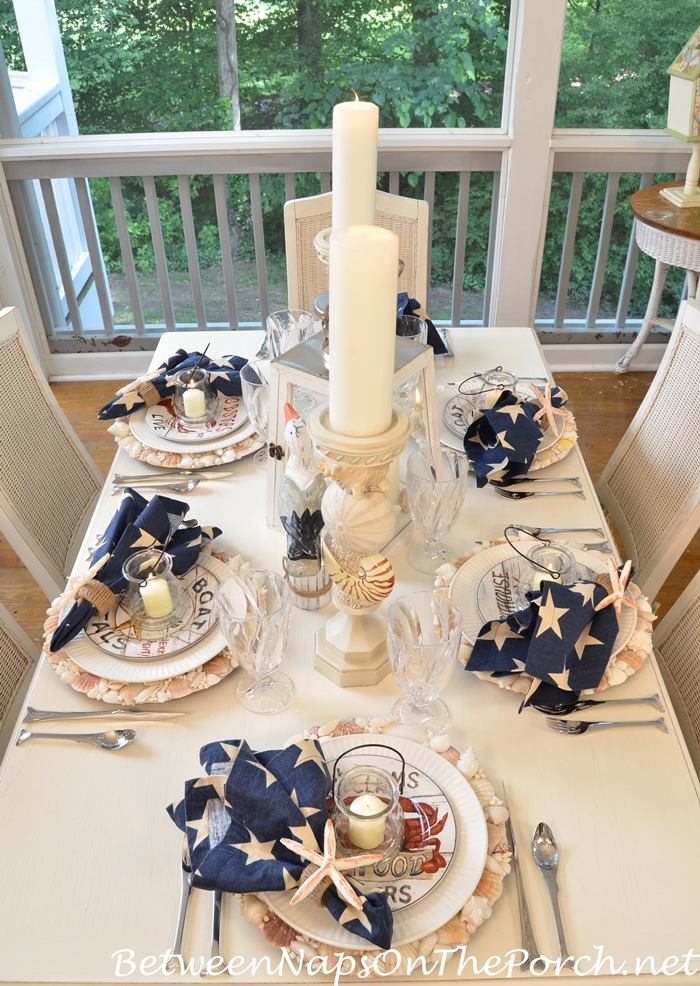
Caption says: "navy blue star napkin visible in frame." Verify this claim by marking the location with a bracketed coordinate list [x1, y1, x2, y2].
[466, 580, 619, 705]
[463, 391, 542, 487]
[397, 292, 448, 355]
[167, 737, 393, 949]
[98, 350, 248, 420]
[50, 488, 221, 652]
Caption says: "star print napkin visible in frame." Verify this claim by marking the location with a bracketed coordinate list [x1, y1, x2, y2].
[97, 350, 248, 420]
[167, 737, 393, 949]
[49, 488, 221, 652]
[397, 293, 448, 355]
[466, 580, 619, 706]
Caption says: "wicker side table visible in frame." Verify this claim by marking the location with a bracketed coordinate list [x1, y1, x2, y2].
[617, 180, 700, 373]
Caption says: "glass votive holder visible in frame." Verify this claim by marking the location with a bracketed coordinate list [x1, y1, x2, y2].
[460, 366, 519, 410]
[519, 543, 576, 608]
[172, 367, 217, 425]
[332, 763, 404, 866]
[121, 548, 188, 632]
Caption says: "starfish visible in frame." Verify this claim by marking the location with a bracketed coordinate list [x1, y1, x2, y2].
[594, 558, 636, 621]
[280, 819, 382, 911]
[529, 383, 568, 435]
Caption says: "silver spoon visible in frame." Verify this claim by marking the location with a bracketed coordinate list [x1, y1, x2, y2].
[494, 487, 585, 500]
[531, 823, 572, 967]
[167, 836, 193, 972]
[16, 728, 136, 750]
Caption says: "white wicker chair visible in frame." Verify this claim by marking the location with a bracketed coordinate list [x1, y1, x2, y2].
[596, 299, 700, 601]
[283, 190, 429, 314]
[654, 569, 700, 774]
[0, 600, 39, 763]
[0, 307, 103, 600]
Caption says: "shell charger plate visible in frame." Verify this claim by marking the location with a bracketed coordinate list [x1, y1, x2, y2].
[261, 734, 487, 949]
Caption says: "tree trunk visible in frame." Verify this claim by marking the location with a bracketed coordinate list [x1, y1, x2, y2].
[216, 0, 241, 130]
[297, 0, 323, 82]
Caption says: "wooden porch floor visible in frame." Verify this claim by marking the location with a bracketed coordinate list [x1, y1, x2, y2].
[2, 372, 698, 645]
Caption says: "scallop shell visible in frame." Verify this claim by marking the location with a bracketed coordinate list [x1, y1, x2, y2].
[475, 867, 503, 903]
[330, 720, 366, 737]
[434, 914, 469, 946]
[73, 672, 100, 693]
[322, 543, 395, 604]
[469, 776, 496, 806]
[161, 453, 182, 467]
[487, 822, 507, 853]
[615, 648, 644, 671]
[261, 913, 295, 948]
[44, 614, 59, 633]
[118, 681, 144, 705]
[168, 677, 193, 699]
[484, 804, 509, 826]
[202, 655, 233, 677]
[322, 487, 396, 555]
[440, 747, 461, 766]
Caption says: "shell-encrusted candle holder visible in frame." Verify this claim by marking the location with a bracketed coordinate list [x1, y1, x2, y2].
[306, 402, 412, 687]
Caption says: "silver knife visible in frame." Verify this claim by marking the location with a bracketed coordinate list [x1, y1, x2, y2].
[23, 706, 186, 723]
[114, 470, 233, 483]
[503, 785, 542, 973]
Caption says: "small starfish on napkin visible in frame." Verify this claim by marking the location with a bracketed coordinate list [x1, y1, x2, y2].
[529, 382, 568, 434]
[594, 558, 636, 621]
[281, 819, 383, 910]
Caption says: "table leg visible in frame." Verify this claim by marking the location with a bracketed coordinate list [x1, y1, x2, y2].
[615, 259, 669, 374]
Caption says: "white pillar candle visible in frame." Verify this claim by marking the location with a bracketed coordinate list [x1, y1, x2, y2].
[140, 574, 174, 619]
[332, 98, 378, 232]
[183, 386, 206, 419]
[348, 794, 386, 849]
[328, 225, 399, 438]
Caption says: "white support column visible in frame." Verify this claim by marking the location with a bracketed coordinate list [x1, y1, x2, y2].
[12, 0, 78, 135]
[487, 0, 567, 327]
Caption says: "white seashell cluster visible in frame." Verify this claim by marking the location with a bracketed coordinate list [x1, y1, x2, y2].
[108, 417, 264, 470]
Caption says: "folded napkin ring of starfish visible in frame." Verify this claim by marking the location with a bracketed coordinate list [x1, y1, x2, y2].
[281, 819, 382, 909]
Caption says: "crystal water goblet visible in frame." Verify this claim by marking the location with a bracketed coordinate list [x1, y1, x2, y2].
[386, 591, 463, 735]
[267, 308, 317, 412]
[395, 315, 428, 410]
[214, 570, 293, 714]
[240, 359, 270, 468]
[406, 448, 468, 574]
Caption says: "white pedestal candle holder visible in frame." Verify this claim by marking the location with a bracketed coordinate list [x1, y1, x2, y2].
[306, 402, 411, 687]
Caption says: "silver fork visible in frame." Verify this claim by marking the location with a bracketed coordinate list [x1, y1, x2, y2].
[513, 524, 606, 538]
[493, 476, 582, 488]
[111, 479, 199, 496]
[494, 487, 585, 500]
[546, 717, 668, 735]
[533, 694, 663, 717]
[166, 837, 193, 971]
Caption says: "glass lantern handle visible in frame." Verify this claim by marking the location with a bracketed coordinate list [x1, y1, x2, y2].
[331, 743, 406, 795]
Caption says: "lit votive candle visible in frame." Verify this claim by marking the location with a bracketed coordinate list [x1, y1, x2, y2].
[531, 564, 556, 593]
[183, 385, 206, 419]
[348, 794, 387, 849]
[140, 573, 174, 619]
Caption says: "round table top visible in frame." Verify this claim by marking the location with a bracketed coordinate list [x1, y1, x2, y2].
[630, 180, 700, 241]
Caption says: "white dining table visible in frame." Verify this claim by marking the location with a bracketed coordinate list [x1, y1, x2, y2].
[0, 326, 698, 985]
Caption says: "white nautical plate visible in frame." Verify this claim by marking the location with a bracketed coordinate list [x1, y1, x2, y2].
[449, 542, 636, 657]
[440, 385, 565, 452]
[261, 734, 487, 950]
[144, 395, 247, 443]
[62, 554, 230, 682]
[129, 406, 257, 454]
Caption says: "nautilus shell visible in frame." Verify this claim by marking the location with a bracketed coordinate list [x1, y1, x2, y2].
[322, 486, 395, 554]
[322, 541, 395, 604]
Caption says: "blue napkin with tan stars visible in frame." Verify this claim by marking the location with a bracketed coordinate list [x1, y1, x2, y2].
[463, 387, 568, 487]
[466, 580, 619, 708]
[167, 737, 393, 949]
[97, 350, 248, 420]
[50, 489, 221, 652]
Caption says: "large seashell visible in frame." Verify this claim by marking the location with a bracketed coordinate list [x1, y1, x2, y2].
[330, 719, 366, 737]
[474, 867, 503, 903]
[242, 895, 268, 927]
[382, 722, 431, 744]
[73, 672, 100, 693]
[434, 915, 469, 947]
[417, 932, 439, 957]
[440, 747, 461, 766]
[161, 453, 182, 467]
[457, 747, 479, 780]
[461, 895, 492, 933]
[261, 913, 296, 948]
[487, 822, 507, 853]
[202, 655, 233, 677]
[605, 665, 627, 687]
[615, 648, 644, 671]
[469, 776, 496, 806]
[429, 733, 451, 754]
[167, 677, 193, 699]
[322, 542, 394, 604]
[484, 804, 509, 826]
[322, 487, 396, 554]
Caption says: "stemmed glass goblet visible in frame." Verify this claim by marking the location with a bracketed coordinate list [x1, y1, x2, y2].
[240, 359, 270, 468]
[214, 570, 293, 715]
[267, 308, 317, 413]
[406, 448, 468, 574]
[386, 591, 463, 735]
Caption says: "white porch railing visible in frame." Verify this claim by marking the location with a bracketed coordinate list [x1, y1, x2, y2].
[0, 128, 692, 349]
